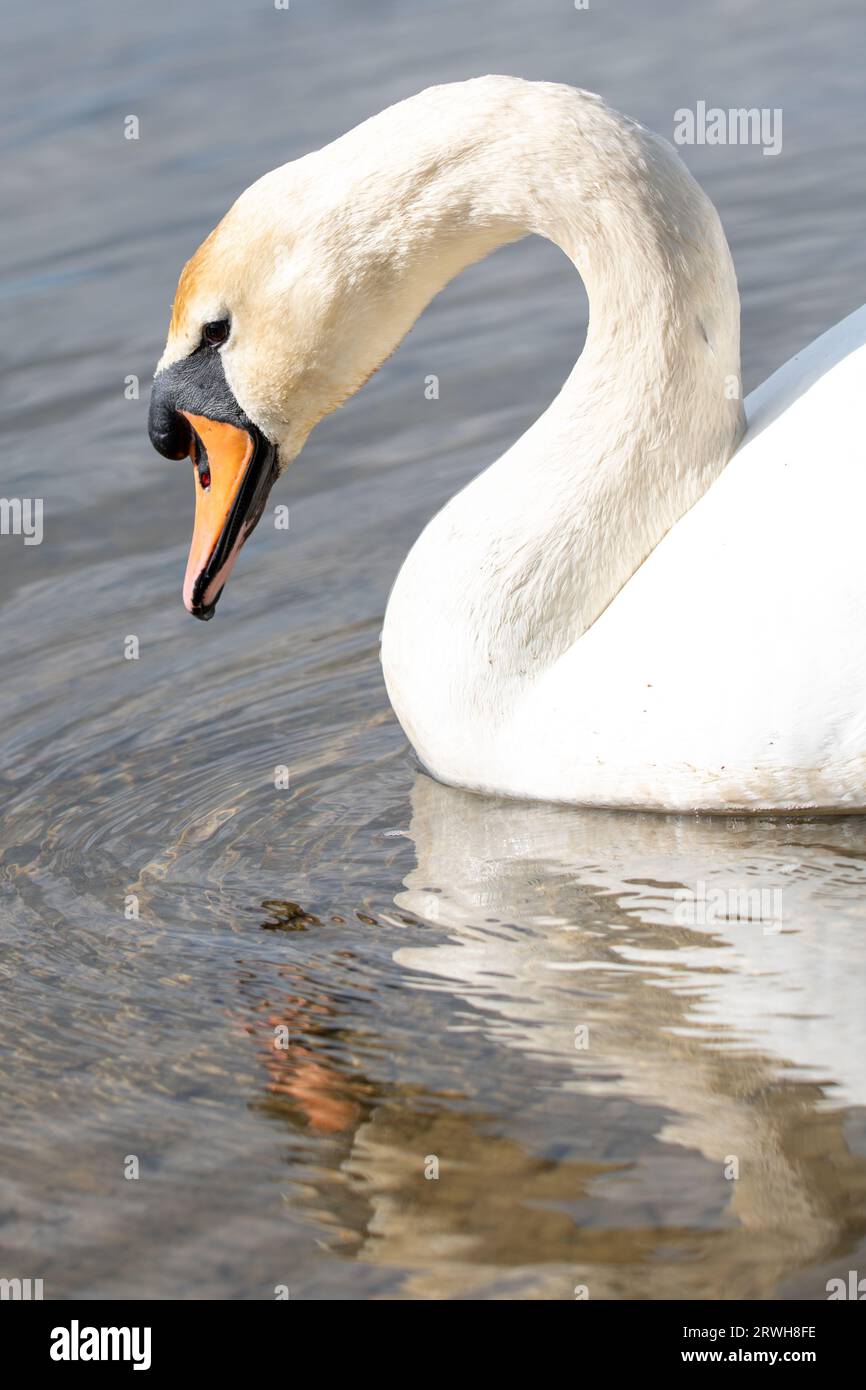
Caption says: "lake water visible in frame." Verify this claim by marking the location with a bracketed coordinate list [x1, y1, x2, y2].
[2, 0, 866, 1299]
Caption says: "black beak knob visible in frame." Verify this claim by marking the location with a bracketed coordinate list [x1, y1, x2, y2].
[148, 378, 192, 460]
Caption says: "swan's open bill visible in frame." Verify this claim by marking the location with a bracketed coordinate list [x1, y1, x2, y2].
[179, 414, 276, 619]
[148, 345, 279, 619]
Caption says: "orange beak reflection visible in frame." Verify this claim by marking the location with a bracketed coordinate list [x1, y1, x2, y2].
[180, 412, 278, 620]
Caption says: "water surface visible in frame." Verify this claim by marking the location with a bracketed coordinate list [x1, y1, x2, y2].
[2, 0, 866, 1299]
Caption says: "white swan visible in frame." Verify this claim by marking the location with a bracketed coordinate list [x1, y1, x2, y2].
[150, 76, 866, 814]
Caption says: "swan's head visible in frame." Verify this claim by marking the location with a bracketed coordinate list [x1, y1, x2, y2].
[148, 162, 412, 619]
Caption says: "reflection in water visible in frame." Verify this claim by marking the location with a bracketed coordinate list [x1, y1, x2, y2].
[241, 776, 866, 1299]
[242, 956, 373, 1135]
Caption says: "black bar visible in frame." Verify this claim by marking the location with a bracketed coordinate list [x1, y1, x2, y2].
[5, 1298, 863, 1374]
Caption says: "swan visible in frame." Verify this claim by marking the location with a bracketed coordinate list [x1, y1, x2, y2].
[148, 76, 866, 814]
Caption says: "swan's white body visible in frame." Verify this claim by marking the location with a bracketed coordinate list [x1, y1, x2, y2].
[385, 303, 866, 812]
[159, 77, 865, 813]
[371, 81, 866, 813]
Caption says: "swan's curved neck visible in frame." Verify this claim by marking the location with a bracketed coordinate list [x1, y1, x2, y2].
[326, 81, 744, 749]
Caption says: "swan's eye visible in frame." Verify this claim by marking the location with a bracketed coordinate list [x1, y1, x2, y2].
[201, 319, 230, 348]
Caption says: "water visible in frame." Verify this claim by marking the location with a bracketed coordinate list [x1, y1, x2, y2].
[2, 0, 866, 1299]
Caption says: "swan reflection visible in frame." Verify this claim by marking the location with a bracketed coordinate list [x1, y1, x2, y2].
[252, 775, 866, 1298]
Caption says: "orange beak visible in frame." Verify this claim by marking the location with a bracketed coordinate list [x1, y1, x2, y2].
[180, 412, 278, 620]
